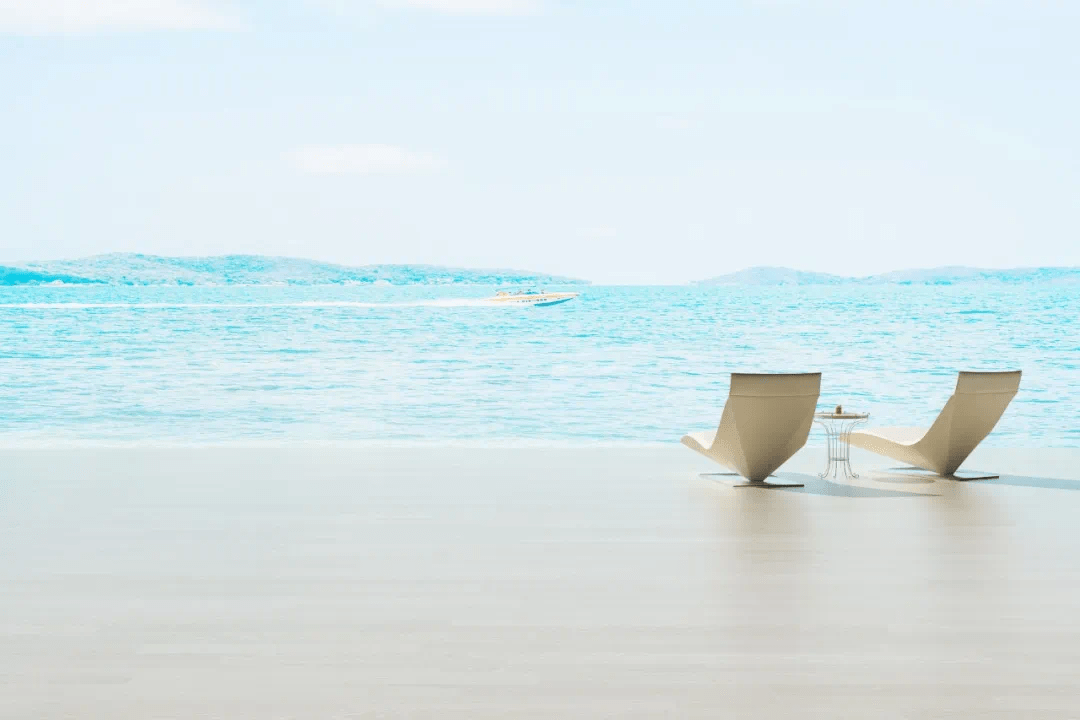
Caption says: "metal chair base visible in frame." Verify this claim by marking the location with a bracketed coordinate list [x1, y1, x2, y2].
[885, 467, 999, 481]
[732, 481, 805, 489]
[699, 472, 803, 488]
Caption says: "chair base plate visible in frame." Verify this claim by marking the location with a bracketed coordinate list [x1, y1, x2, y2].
[699, 472, 802, 488]
[885, 467, 999, 481]
[733, 481, 805, 489]
[949, 472, 1000, 481]
[699, 472, 778, 478]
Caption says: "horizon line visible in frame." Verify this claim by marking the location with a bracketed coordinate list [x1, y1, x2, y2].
[3, 253, 1079, 287]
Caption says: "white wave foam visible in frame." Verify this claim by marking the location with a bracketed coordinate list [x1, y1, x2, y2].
[0, 436, 675, 450]
[0, 299, 506, 310]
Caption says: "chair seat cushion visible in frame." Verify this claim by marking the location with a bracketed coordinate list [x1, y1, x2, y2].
[852, 426, 928, 446]
[682, 430, 714, 450]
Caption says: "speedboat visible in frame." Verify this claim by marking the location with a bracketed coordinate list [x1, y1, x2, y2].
[487, 289, 579, 307]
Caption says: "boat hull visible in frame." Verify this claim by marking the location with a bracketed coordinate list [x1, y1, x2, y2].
[488, 292, 578, 307]
[532, 296, 576, 307]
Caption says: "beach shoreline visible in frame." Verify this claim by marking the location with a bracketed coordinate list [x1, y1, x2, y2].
[3, 445, 1079, 717]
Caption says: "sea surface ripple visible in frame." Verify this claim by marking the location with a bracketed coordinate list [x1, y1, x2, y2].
[1, 282, 1075, 446]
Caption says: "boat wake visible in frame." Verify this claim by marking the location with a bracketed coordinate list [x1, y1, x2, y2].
[0, 299, 511, 310]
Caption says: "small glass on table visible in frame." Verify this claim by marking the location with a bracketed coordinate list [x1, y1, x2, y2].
[813, 407, 869, 479]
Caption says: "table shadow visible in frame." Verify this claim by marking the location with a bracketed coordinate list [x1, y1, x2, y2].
[872, 474, 937, 485]
[761, 473, 938, 498]
[867, 468, 1080, 492]
[984, 473, 1080, 492]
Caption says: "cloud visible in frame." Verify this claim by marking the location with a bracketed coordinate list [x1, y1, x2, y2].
[654, 114, 696, 132]
[374, 0, 538, 15]
[0, 0, 238, 34]
[286, 144, 445, 175]
[580, 227, 618, 239]
[315, 0, 540, 15]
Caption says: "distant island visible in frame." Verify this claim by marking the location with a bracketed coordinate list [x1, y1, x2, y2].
[695, 266, 1080, 286]
[4, 254, 1077, 287]
[0, 253, 590, 287]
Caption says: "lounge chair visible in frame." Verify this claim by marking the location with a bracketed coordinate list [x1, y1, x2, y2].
[681, 372, 821, 488]
[849, 370, 1021, 480]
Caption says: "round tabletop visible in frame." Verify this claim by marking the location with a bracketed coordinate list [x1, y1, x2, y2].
[814, 412, 869, 420]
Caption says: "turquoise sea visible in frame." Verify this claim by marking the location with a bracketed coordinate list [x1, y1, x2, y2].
[1, 257, 1076, 447]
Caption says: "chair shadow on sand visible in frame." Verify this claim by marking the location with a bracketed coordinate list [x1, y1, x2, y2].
[703, 469, 1080, 496]
[705, 472, 940, 498]
[869, 468, 1080, 492]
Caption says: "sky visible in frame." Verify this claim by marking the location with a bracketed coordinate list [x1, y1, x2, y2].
[2, 0, 1079, 284]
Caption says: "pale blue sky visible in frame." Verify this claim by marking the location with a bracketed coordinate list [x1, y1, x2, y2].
[2, 0, 1078, 283]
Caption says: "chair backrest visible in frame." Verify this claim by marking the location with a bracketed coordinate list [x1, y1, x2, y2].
[713, 373, 821, 482]
[918, 370, 1022, 475]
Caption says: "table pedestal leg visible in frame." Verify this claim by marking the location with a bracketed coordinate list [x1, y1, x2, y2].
[816, 417, 868, 480]
[815, 420, 835, 479]
[839, 418, 867, 479]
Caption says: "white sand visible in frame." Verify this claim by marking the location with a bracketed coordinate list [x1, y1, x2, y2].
[2, 445, 1079, 718]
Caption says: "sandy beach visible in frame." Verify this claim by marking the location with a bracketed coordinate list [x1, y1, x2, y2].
[1, 445, 1079, 718]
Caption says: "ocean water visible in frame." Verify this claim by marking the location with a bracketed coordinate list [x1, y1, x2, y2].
[1, 268, 1077, 447]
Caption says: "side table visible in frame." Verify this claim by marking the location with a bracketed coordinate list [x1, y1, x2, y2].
[813, 411, 869, 479]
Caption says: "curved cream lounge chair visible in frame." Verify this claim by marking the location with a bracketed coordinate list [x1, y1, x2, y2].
[681, 372, 821, 488]
[849, 370, 1021, 480]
